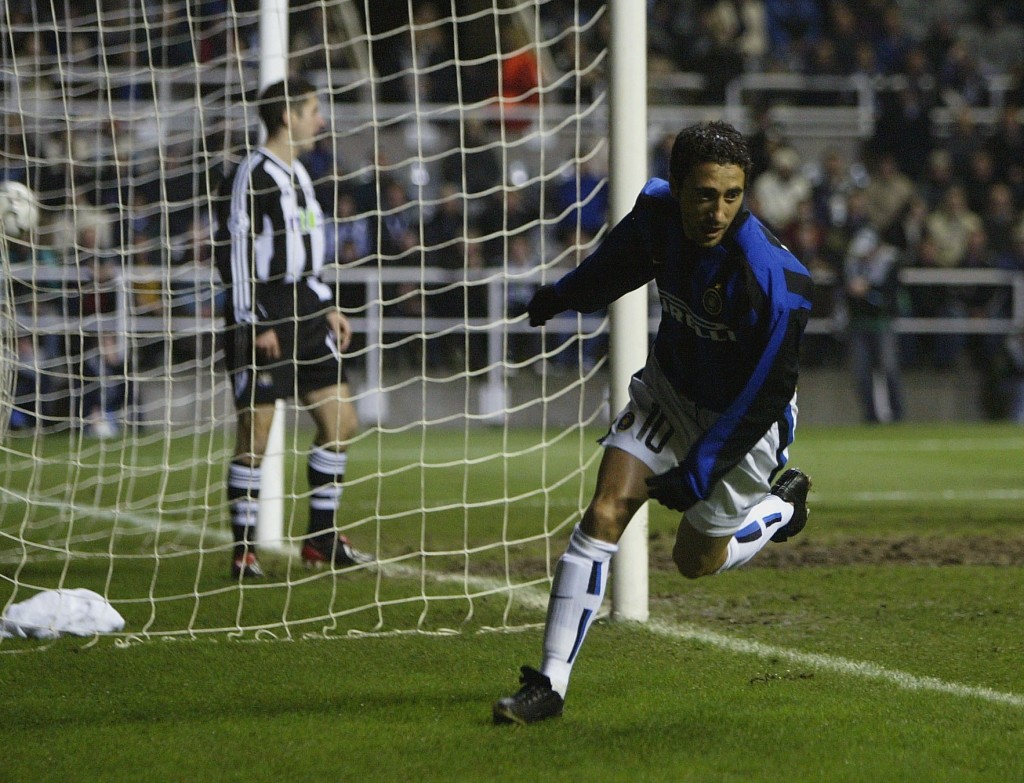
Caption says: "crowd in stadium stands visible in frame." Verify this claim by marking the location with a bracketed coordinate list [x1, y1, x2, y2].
[2, 0, 1024, 430]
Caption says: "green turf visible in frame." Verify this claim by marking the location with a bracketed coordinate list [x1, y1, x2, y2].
[2, 422, 1024, 781]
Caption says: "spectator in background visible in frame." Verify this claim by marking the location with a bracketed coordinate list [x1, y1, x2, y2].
[424, 182, 471, 369]
[553, 158, 608, 249]
[504, 231, 542, 365]
[887, 192, 930, 257]
[750, 146, 811, 235]
[65, 225, 124, 436]
[871, 82, 935, 179]
[328, 191, 372, 264]
[411, 2, 459, 104]
[905, 233, 964, 369]
[440, 119, 502, 207]
[497, 18, 540, 135]
[997, 217, 1024, 275]
[302, 134, 338, 215]
[78, 333, 128, 438]
[943, 107, 984, 181]
[744, 102, 784, 182]
[10, 334, 52, 432]
[763, 0, 823, 69]
[961, 226, 1018, 418]
[376, 175, 423, 365]
[1006, 332, 1024, 423]
[810, 146, 862, 232]
[851, 38, 882, 80]
[149, 1, 195, 68]
[963, 148, 997, 215]
[844, 227, 906, 423]
[997, 224, 1024, 420]
[785, 197, 842, 366]
[981, 182, 1018, 257]
[735, 0, 770, 71]
[937, 38, 991, 108]
[552, 13, 605, 104]
[463, 231, 491, 371]
[921, 16, 958, 73]
[823, 1, 861, 74]
[986, 105, 1024, 194]
[687, 2, 745, 102]
[425, 181, 468, 271]
[925, 184, 982, 269]
[976, 4, 1024, 75]
[862, 152, 916, 239]
[821, 185, 872, 271]
[872, 2, 915, 76]
[170, 215, 222, 363]
[648, 0, 693, 71]
[377, 176, 420, 265]
[478, 183, 537, 261]
[919, 148, 957, 209]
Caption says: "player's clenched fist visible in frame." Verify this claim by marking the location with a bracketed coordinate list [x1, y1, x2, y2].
[527, 284, 566, 326]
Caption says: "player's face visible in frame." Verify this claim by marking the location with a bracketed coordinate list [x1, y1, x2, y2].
[288, 93, 325, 153]
[675, 162, 746, 248]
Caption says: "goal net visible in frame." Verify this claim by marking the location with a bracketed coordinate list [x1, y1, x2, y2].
[0, 0, 625, 641]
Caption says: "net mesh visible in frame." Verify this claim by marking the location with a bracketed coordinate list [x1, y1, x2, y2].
[0, 0, 614, 640]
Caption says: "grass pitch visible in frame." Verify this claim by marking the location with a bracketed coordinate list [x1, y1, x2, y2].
[2, 422, 1024, 781]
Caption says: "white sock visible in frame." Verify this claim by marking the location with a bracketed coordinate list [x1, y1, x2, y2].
[540, 524, 618, 697]
[716, 494, 792, 573]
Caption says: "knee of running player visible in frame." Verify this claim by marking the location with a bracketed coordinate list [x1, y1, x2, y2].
[580, 493, 641, 545]
[672, 520, 729, 579]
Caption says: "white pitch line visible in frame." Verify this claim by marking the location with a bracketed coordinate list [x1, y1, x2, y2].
[7, 492, 1024, 709]
[834, 488, 1024, 503]
[397, 568, 1024, 710]
[641, 619, 1024, 708]
[826, 437, 1024, 453]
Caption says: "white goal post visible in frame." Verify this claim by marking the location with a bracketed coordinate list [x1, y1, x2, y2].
[0, 0, 651, 641]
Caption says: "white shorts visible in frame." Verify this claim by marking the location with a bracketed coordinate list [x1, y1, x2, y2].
[601, 356, 797, 538]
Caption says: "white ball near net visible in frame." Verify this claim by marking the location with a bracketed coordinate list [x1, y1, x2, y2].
[0, 180, 40, 238]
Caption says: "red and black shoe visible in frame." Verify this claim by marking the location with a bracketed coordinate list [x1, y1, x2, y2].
[231, 551, 265, 579]
[300, 535, 374, 569]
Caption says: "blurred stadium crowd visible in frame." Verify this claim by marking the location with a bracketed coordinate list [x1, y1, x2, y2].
[1, 0, 1023, 431]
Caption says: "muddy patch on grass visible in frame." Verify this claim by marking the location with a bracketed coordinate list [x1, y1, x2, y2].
[649, 535, 1024, 570]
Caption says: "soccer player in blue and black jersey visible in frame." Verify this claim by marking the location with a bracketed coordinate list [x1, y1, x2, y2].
[494, 121, 814, 724]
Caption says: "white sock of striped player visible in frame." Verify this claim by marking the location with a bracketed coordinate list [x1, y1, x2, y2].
[307, 446, 347, 548]
[540, 524, 618, 698]
[716, 494, 791, 573]
[227, 461, 260, 557]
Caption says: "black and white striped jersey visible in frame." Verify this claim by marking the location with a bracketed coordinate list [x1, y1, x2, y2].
[214, 147, 332, 331]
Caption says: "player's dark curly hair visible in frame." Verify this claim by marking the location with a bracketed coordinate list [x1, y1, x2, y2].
[668, 120, 752, 191]
[259, 77, 317, 137]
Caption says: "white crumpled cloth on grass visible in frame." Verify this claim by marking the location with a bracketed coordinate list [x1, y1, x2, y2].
[1, 588, 125, 639]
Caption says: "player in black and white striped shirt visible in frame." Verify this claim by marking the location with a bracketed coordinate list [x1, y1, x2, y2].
[214, 78, 372, 579]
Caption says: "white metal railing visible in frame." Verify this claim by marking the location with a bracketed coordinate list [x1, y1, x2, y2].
[11, 261, 1022, 338]
[7, 261, 1023, 421]
[805, 266, 1024, 335]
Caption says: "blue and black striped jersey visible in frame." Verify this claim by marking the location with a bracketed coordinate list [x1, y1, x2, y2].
[553, 177, 813, 507]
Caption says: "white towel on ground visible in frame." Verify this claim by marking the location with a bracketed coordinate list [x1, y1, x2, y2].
[1, 588, 126, 639]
